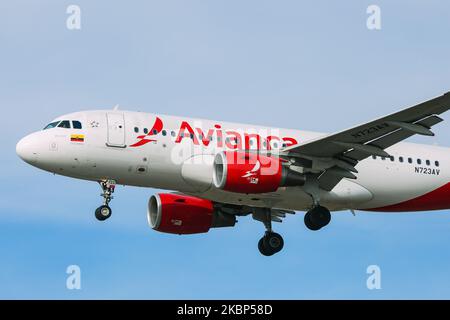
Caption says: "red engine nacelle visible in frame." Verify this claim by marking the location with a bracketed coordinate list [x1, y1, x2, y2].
[212, 151, 305, 194]
[148, 193, 236, 235]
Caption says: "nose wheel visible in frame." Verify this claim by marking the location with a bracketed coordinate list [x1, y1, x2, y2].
[95, 205, 112, 221]
[95, 180, 115, 221]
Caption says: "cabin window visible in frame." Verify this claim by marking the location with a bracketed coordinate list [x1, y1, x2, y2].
[390, 156, 394, 162]
[57, 120, 71, 129]
[153, 129, 158, 134]
[408, 158, 412, 164]
[162, 130, 167, 136]
[72, 121, 82, 129]
[171, 131, 176, 137]
[435, 161, 440, 167]
[417, 159, 422, 165]
[372, 155, 376, 160]
[134, 127, 139, 133]
[381, 157, 385, 160]
[399, 157, 404, 163]
[143, 128, 148, 134]
[426, 160, 430, 166]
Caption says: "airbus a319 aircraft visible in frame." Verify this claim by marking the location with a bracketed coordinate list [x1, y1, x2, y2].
[16, 92, 450, 256]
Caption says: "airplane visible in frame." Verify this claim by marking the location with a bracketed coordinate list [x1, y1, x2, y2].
[16, 92, 450, 256]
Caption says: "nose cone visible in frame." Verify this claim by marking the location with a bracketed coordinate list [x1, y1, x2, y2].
[16, 135, 38, 165]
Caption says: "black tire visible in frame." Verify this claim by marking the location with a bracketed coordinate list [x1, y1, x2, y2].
[258, 237, 272, 256]
[95, 205, 112, 221]
[304, 211, 322, 231]
[309, 205, 331, 228]
[263, 232, 284, 254]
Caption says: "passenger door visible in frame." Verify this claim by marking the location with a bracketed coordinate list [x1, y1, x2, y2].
[106, 113, 126, 147]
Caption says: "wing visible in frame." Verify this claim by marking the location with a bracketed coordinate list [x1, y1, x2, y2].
[284, 92, 450, 191]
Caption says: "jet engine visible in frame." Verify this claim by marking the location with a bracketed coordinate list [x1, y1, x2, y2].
[212, 151, 305, 194]
[148, 193, 236, 235]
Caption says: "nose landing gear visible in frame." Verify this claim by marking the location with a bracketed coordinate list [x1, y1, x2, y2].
[95, 180, 115, 221]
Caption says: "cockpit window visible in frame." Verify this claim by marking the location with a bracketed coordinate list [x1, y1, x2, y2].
[58, 120, 71, 129]
[43, 121, 61, 130]
[72, 121, 82, 129]
[43, 120, 81, 130]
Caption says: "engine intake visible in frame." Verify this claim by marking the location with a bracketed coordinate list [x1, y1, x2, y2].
[148, 193, 236, 235]
[213, 151, 305, 194]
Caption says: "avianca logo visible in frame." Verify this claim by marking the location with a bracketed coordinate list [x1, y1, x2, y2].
[242, 161, 260, 178]
[242, 161, 261, 184]
[130, 117, 163, 147]
[130, 117, 298, 149]
[174, 121, 298, 150]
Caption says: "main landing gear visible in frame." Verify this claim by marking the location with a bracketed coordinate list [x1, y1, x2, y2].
[301, 175, 331, 231]
[254, 208, 285, 256]
[95, 180, 115, 221]
[304, 205, 331, 231]
[253, 204, 331, 255]
[258, 231, 284, 256]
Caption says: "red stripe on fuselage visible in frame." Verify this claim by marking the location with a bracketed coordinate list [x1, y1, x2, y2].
[365, 182, 450, 212]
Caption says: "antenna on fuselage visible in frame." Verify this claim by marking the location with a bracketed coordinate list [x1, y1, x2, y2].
[113, 104, 119, 111]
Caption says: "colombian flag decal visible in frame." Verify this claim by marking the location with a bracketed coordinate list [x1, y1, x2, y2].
[71, 134, 85, 142]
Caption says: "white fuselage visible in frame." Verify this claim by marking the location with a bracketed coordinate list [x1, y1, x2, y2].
[16, 110, 450, 212]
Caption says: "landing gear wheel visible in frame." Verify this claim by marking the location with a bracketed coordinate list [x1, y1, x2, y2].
[95, 179, 116, 221]
[95, 205, 112, 221]
[258, 238, 271, 256]
[304, 205, 331, 230]
[264, 232, 284, 253]
[304, 212, 321, 231]
[258, 232, 284, 256]
[310, 205, 331, 227]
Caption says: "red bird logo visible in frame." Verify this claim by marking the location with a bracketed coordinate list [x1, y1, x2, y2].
[130, 117, 163, 147]
[241, 160, 261, 184]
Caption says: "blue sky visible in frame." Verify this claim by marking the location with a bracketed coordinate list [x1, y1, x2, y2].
[1, 0, 450, 299]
